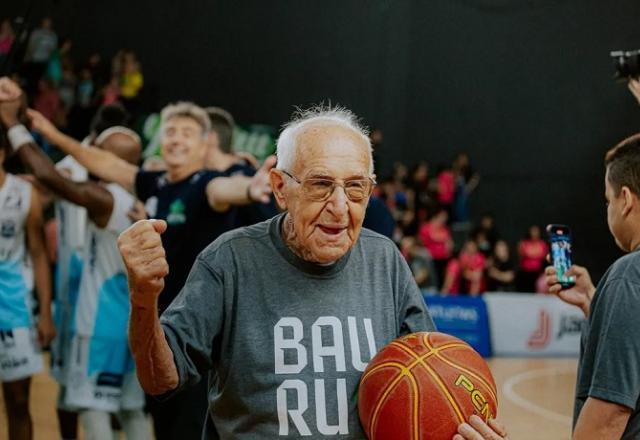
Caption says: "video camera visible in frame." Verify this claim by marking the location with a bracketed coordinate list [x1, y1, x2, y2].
[611, 50, 640, 80]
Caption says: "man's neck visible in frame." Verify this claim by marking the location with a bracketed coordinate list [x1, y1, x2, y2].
[207, 149, 239, 172]
[0, 170, 6, 189]
[281, 214, 325, 264]
[166, 163, 203, 183]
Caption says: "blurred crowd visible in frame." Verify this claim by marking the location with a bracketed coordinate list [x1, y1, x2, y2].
[1, 16, 144, 144]
[1, 14, 552, 300]
[373, 155, 549, 296]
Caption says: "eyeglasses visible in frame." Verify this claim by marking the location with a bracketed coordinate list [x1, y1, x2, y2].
[281, 170, 376, 203]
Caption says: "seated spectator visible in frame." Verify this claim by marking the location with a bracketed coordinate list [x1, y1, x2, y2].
[473, 229, 492, 257]
[486, 240, 516, 292]
[418, 208, 453, 286]
[400, 236, 438, 291]
[459, 240, 486, 296]
[473, 212, 499, 248]
[517, 224, 548, 292]
[441, 257, 461, 295]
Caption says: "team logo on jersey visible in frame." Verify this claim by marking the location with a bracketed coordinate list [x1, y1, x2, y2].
[166, 199, 186, 225]
[1, 219, 16, 238]
[3, 190, 22, 210]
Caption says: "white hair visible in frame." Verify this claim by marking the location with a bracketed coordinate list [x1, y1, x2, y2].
[276, 105, 374, 175]
[160, 101, 211, 137]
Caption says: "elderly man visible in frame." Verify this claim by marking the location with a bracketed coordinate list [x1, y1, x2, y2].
[118, 107, 435, 438]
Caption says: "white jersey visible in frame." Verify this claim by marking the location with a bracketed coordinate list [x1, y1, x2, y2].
[54, 155, 88, 310]
[51, 155, 88, 383]
[73, 184, 135, 339]
[0, 175, 33, 330]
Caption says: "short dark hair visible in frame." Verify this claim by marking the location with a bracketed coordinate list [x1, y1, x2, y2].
[90, 103, 130, 137]
[206, 107, 235, 154]
[605, 133, 640, 197]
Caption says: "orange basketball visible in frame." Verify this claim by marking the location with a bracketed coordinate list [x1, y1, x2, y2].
[358, 332, 498, 440]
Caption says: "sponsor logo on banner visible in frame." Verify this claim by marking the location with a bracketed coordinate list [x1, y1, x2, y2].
[484, 293, 585, 357]
[527, 310, 551, 349]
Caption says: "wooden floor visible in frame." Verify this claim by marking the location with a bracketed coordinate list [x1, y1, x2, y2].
[0, 357, 577, 439]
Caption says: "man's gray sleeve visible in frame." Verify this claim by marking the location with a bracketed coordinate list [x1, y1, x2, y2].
[160, 256, 225, 395]
[398, 261, 436, 335]
[588, 278, 640, 409]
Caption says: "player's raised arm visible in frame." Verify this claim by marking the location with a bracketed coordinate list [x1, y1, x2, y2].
[27, 109, 139, 194]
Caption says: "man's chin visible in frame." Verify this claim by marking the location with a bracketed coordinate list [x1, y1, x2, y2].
[310, 243, 351, 264]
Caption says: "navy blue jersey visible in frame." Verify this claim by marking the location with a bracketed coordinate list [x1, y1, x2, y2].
[225, 162, 278, 227]
[135, 169, 233, 312]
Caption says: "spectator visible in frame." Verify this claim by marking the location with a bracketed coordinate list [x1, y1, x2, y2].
[46, 37, 72, 87]
[473, 213, 499, 249]
[418, 208, 453, 286]
[119, 50, 143, 114]
[400, 236, 438, 291]
[452, 153, 480, 223]
[24, 17, 58, 93]
[517, 224, 549, 292]
[459, 240, 486, 296]
[473, 229, 492, 257]
[442, 257, 462, 295]
[486, 240, 516, 292]
[0, 19, 15, 63]
[33, 78, 64, 127]
[437, 164, 455, 218]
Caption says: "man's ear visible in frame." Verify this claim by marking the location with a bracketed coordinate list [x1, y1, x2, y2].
[269, 169, 288, 210]
[622, 186, 637, 217]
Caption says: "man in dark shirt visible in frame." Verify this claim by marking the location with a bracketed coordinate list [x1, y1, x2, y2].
[204, 106, 278, 227]
[544, 133, 640, 439]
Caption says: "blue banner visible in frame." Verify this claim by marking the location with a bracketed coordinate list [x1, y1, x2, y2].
[423, 294, 492, 357]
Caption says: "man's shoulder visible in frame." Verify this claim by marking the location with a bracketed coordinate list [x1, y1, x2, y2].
[357, 228, 400, 255]
[199, 217, 274, 261]
[606, 251, 640, 284]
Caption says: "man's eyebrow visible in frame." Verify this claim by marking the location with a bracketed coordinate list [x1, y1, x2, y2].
[305, 171, 368, 180]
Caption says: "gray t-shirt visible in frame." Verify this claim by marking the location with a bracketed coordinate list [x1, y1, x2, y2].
[160, 213, 435, 439]
[574, 249, 640, 438]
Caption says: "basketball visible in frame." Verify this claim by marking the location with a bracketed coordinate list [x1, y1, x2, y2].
[358, 332, 498, 440]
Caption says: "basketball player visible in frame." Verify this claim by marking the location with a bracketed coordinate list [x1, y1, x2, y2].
[544, 133, 640, 439]
[51, 103, 132, 440]
[118, 106, 437, 438]
[0, 115, 55, 439]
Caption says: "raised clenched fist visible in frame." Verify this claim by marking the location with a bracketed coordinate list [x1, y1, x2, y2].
[118, 219, 169, 308]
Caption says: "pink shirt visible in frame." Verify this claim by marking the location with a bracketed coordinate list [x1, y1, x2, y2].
[438, 171, 455, 204]
[419, 222, 452, 260]
[518, 239, 548, 272]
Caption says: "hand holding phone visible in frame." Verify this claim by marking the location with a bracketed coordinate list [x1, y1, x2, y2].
[546, 224, 576, 289]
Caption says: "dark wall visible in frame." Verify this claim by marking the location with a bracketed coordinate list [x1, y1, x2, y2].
[6, 0, 640, 278]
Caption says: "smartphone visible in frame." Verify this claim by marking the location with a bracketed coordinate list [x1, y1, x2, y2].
[546, 224, 576, 289]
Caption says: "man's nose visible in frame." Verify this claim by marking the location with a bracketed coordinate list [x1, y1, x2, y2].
[326, 185, 349, 215]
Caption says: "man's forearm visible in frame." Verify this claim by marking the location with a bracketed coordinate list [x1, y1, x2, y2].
[129, 299, 179, 395]
[573, 397, 631, 439]
[47, 129, 138, 193]
[31, 247, 52, 319]
[207, 175, 252, 211]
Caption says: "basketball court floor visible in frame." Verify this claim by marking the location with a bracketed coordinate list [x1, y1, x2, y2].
[0, 356, 577, 439]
